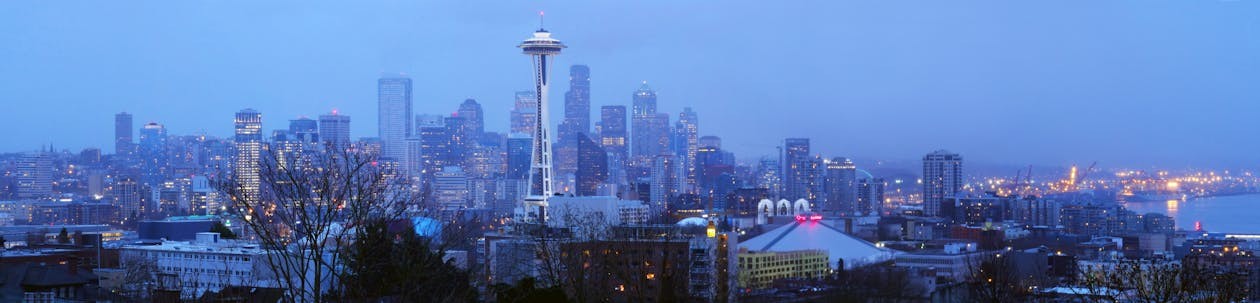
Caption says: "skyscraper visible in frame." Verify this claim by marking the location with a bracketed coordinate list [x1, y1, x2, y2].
[699, 135, 721, 149]
[505, 134, 533, 180]
[378, 76, 413, 162]
[756, 158, 783, 198]
[518, 24, 565, 222]
[318, 110, 351, 151]
[783, 138, 812, 200]
[673, 108, 698, 193]
[16, 152, 52, 199]
[457, 99, 485, 142]
[271, 129, 307, 169]
[631, 82, 658, 160]
[138, 122, 169, 186]
[856, 178, 886, 216]
[563, 64, 591, 138]
[433, 166, 469, 215]
[115, 112, 134, 157]
[600, 105, 628, 186]
[444, 116, 470, 167]
[650, 155, 678, 213]
[652, 113, 672, 157]
[600, 106, 628, 158]
[575, 133, 608, 196]
[509, 91, 537, 136]
[823, 157, 857, 215]
[288, 117, 319, 144]
[112, 176, 146, 223]
[923, 150, 963, 217]
[418, 121, 450, 181]
[556, 65, 592, 178]
[233, 109, 262, 206]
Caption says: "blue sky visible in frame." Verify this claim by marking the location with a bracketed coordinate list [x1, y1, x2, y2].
[1, 1, 1257, 169]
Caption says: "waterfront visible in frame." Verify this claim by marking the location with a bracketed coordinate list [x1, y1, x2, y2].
[1123, 193, 1260, 234]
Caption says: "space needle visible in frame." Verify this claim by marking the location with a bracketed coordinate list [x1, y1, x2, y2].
[518, 12, 565, 224]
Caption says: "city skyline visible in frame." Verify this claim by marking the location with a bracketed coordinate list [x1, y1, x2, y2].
[3, 3, 1260, 302]
[2, 1, 1259, 169]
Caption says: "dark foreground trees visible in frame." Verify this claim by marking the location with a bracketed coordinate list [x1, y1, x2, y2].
[1075, 260, 1250, 303]
[491, 277, 569, 303]
[214, 147, 467, 302]
[337, 218, 477, 302]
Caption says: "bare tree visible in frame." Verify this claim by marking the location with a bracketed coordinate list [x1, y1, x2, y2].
[213, 147, 412, 303]
[823, 264, 927, 303]
[1074, 259, 1250, 303]
[542, 205, 613, 303]
[965, 252, 1035, 303]
[117, 255, 159, 301]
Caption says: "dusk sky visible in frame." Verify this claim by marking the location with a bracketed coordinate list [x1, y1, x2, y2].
[2, 1, 1257, 169]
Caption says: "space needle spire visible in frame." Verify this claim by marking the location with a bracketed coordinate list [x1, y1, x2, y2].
[518, 12, 565, 223]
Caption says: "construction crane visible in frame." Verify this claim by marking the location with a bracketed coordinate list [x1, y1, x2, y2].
[1075, 161, 1097, 192]
[1001, 165, 1034, 197]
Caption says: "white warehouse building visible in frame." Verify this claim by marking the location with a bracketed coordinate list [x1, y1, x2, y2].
[119, 232, 275, 298]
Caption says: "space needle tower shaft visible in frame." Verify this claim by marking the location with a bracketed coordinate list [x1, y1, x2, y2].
[518, 12, 565, 223]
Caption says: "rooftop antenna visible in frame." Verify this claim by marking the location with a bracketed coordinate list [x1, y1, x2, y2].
[538, 10, 545, 30]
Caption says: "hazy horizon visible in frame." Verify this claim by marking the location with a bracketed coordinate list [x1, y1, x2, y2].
[2, 1, 1257, 169]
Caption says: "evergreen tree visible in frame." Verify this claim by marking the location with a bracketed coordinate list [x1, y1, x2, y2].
[56, 228, 70, 244]
[209, 221, 237, 239]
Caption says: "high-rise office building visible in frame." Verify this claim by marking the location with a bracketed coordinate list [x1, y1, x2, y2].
[756, 158, 783, 199]
[652, 113, 672, 158]
[696, 146, 736, 208]
[783, 138, 812, 200]
[923, 150, 963, 217]
[673, 108, 698, 193]
[505, 134, 533, 180]
[444, 116, 470, 167]
[271, 129, 307, 169]
[563, 64, 591, 138]
[115, 112, 134, 157]
[600, 106, 628, 186]
[510, 91, 538, 136]
[378, 76, 413, 163]
[699, 136, 721, 149]
[138, 122, 170, 186]
[457, 99, 485, 142]
[197, 137, 233, 173]
[575, 133, 608, 196]
[418, 122, 450, 180]
[288, 117, 319, 144]
[600, 105, 628, 159]
[518, 25, 565, 222]
[190, 175, 219, 215]
[555, 147, 578, 182]
[16, 152, 52, 199]
[80, 148, 102, 165]
[857, 178, 886, 216]
[631, 82, 658, 160]
[112, 177, 146, 223]
[404, 137, 424, 178]
[823, 157, 857, 215]
[556, 65, 592, 178]
[233, 109, 262, 206]
[651, 155, 678, 213]
[433, 166, 469, 215]
[318, 110, 351, 151]
[464, 146, 503, 180]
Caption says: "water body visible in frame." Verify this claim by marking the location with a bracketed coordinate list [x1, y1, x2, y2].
[1123, 193, 1260, 234]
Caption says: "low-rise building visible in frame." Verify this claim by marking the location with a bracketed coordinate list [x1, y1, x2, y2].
[119, 232, 273, 298]
[546, 196, 649, 228]
[736, 249, 828, 289]
[892, 242, 992, 281]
